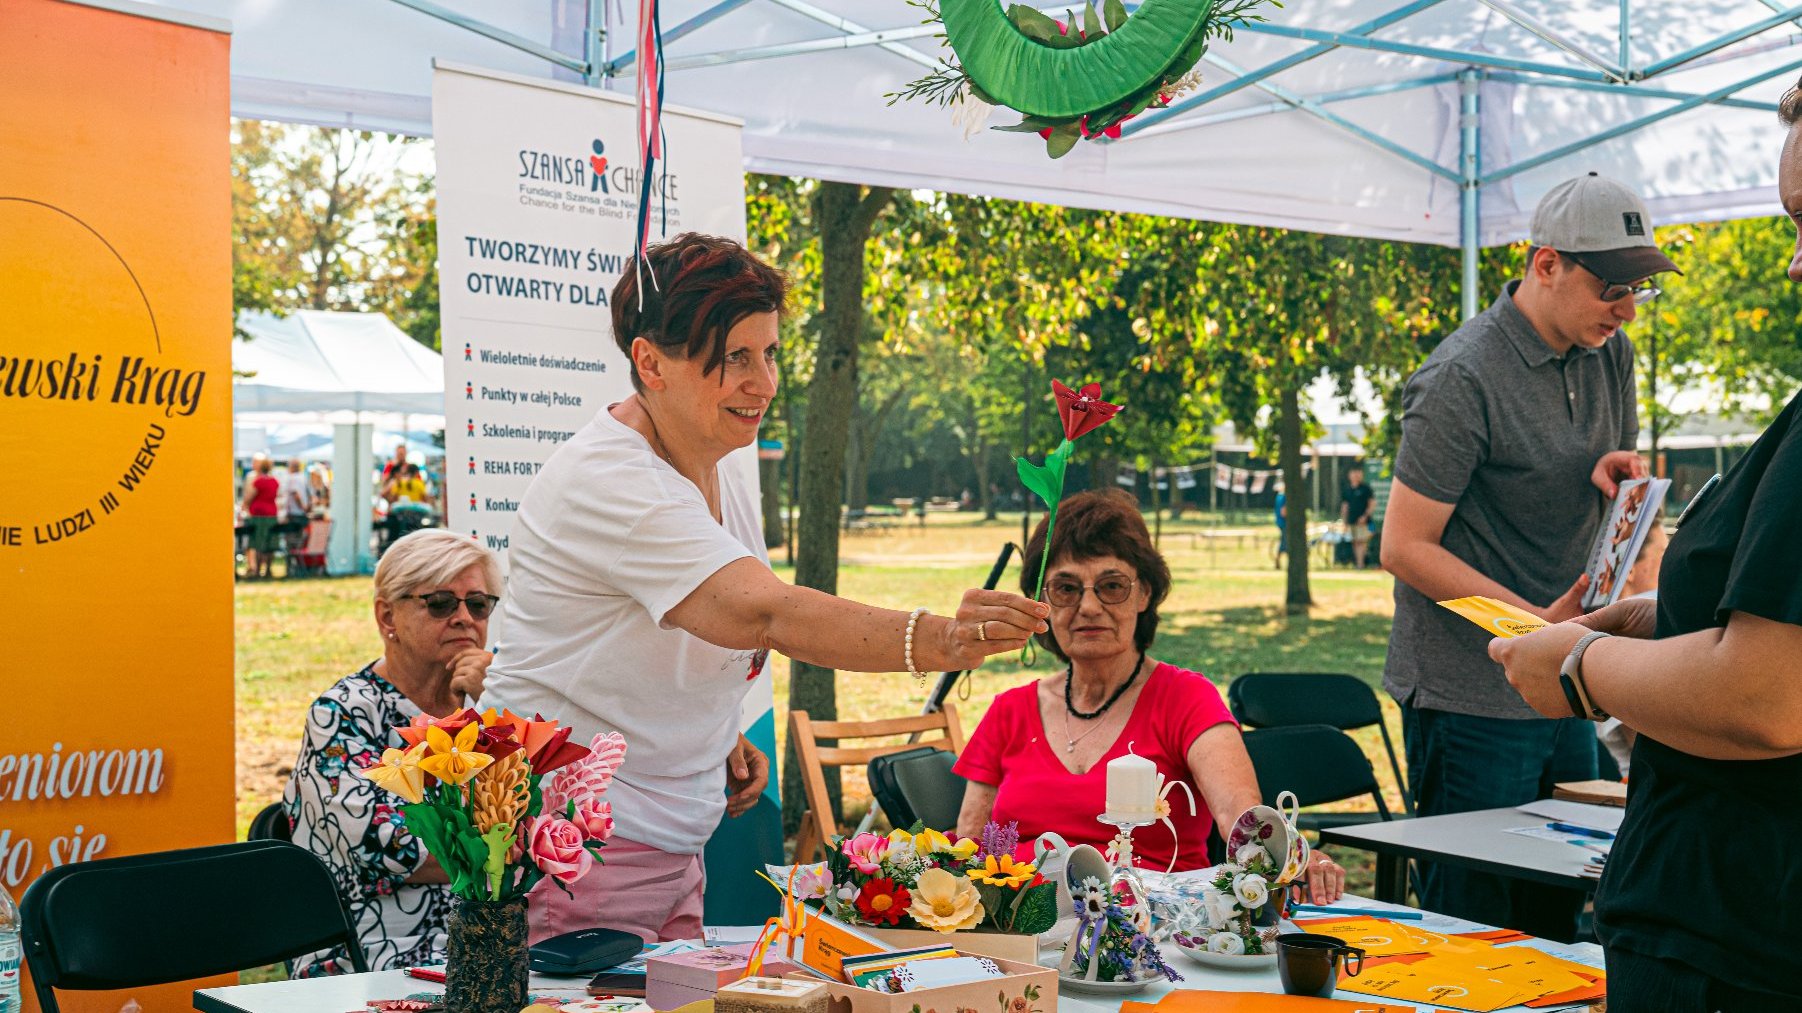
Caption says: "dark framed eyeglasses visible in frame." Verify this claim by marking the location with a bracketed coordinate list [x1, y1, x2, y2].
[406, 591, 500, 620]
[1558, 251, 1662, 305]
[1045, 575, 1138, 608]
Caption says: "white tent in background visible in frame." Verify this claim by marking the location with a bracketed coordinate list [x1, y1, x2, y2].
[233, 310, 445, 415]
[233, 311, 447, 574]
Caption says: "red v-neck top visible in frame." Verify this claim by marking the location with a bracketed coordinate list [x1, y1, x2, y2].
[953, 662, 1236, 871]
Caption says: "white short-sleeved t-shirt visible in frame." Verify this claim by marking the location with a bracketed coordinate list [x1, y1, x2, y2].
[483, 407, 768, 855]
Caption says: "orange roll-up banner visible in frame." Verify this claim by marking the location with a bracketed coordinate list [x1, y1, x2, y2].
[1, 1, 234, 1009]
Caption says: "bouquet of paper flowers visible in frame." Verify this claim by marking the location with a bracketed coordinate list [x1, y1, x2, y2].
[355, 707, 625, 901]
[1171, 843, 1289, 957]
[803, 822, 1059, 935]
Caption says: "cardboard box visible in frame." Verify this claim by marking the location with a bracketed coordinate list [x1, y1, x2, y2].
[646, 943, 801, 1011]
[788, 954, 1056, 1013]
[862, 926, 1040, 965]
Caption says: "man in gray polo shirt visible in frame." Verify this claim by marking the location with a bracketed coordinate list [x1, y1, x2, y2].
[1381, 173, 1678, 939]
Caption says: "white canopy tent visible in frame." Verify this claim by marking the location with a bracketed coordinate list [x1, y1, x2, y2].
[141, 0, 1802, 320]
[232, 310, 447, 573]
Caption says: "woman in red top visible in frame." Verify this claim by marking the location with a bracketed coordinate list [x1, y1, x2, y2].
[242, 453, 282, 579]
[955, 490, 1345, 900]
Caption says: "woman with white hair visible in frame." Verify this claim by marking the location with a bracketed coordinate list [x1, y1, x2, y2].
[282, 529, 499, 976]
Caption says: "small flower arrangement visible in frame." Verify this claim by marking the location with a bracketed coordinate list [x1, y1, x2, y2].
[356, 707, 625, 901]
[1172, 843, 1288, 957]
[816, 822, 1060, 936]
[1066, 874, 1183, 984]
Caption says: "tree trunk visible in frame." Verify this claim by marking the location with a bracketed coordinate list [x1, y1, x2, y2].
[843, 421, 867, 514]
[978, 440, 998, 520]
[781, 181, 894, 838]
[1279, 384, 1313, 615]
[1091, 456, 1122, 492]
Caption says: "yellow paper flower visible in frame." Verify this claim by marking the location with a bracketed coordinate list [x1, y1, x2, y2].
[966, 854, 1037, 889]
[894, 827, 980, 861]
[908, 867, 985, 932]
[418, 721, 494, 786]
[357, 742, 428, 803]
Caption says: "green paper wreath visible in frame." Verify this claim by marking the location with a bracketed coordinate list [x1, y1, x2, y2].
[893, 0, 1280, 157]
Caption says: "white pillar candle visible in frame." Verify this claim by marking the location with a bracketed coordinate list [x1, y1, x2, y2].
[1105, 751, 1160, 820]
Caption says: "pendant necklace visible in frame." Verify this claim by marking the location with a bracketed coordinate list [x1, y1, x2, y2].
[1061, 652, 1145, 754]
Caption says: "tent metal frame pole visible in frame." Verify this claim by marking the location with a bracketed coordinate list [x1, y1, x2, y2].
[1484, 55, 1802, 183]
[1235, 23, 1614, 82]
[585, 0, 605, 86]
[1199, 54, 1459, 181]
[1475, 0, 1625, 80]
[386, 0, 588, 76]
[1459, 70, 1481, 322]
[1121, 74, 1458, 139]
[1620, 0, 1631, 72]
[1120, 0, 1450, 137]
[1640, 5, 1802, 77]
[1482, 73, 1778, 112]
[604, 0, 753, 74]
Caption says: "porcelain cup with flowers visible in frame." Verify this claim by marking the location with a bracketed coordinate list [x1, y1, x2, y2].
[1226, 790, 1309, 886]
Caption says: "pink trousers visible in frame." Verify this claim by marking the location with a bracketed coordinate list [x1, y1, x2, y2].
[527, 836, 706, 945]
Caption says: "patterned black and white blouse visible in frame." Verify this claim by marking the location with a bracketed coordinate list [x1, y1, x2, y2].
[283, 662, 451, 977]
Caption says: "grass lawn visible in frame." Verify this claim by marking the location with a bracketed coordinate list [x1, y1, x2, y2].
[236, 512, 1406, 895]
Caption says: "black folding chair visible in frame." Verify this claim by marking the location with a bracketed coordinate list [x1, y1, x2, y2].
[1241, 725, 1420, 903]
[247, 801, 292, 843]
[20, 840, 365, 1012]
[1228, 672, 1414, 818]
[869, 746, 966, 832]
[703, 794, 785, 926]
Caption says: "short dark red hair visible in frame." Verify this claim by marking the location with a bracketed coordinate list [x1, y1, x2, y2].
[611, 233, 788, 391]
[1021, 489, 1171, 662]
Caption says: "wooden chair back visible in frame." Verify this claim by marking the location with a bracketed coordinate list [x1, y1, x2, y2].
[788, 706, 964, 863]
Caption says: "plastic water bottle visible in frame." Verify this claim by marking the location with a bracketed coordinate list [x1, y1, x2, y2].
[0, 886, 19, 1013]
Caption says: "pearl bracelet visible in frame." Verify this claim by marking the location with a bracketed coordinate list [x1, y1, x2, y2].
[904, 606, 929, 685]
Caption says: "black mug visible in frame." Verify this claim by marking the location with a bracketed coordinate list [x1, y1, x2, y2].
[1276, 932, 1365, 999]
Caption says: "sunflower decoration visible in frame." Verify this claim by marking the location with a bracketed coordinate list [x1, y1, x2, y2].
[891, 0, 1281, 157]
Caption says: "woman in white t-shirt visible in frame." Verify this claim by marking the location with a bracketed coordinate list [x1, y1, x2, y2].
[482, 233, 1049, 944]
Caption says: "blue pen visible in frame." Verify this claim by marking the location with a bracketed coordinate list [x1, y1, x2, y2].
[1547, 822, 1614, 840]
[1289, 904, 1426, 921]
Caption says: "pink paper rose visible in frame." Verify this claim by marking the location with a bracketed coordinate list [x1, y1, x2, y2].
[842, 831, 890, 875]
[573, 799, 615, 843]
[527, 814, 594, 885]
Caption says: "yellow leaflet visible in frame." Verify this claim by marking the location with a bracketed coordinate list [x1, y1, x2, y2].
[1438, 596, 1547, 638]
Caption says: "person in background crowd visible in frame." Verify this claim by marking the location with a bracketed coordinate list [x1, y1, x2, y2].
[1340, 466, 1375, 568]
[241, 453, 282, 579]
[1380, 171, 1678, 940]
[284, 530, 497, 976]
[382, 442, 409, 482]
[308, 463, 332, 512]
[280, 456, 313, 521]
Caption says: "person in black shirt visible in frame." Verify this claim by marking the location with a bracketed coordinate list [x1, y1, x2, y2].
[1489, 84, 1802, 1011]
[1340, 467, 1375, 568]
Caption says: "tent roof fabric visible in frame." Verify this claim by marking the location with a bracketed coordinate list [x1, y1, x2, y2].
[233, 311, 445, 415]
[156, 0, 1802, 246]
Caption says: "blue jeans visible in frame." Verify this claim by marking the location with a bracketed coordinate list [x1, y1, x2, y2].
[1402, 706, 1598, 941]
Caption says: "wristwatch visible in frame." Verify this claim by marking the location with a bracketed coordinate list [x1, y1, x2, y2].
[1558, 631, 1612, 721]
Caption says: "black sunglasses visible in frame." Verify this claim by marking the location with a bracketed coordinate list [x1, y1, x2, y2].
[406, 591, 500, 620]
[1045, 575, 1138, 608]
[1557, 251, 1661, 305]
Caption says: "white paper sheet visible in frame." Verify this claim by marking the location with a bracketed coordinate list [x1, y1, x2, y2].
[1516, 799, 1624, 832]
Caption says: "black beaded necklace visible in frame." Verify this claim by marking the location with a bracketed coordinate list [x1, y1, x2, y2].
[1064, 652, 1146, 721]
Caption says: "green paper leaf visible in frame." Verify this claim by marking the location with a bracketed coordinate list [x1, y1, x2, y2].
[1014, 453, 1067, 511]
[1004, 5, 1060, 41]
[1045, 124, 1081, 158]
[1103, 0, 1127, 32]
[1010, 882, 1060, 935]
[1082, 1, 1104, 38]
[994, 115, 1069, 133]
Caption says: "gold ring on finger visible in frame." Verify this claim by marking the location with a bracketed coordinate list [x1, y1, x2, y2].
[977, 620, 988, 641]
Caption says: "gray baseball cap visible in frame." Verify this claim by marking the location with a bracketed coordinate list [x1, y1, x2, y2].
[1530, 172, 1680, 281]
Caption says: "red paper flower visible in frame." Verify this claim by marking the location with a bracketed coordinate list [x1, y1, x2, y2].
[1052, 380, 1122, 441]
[855, 877, 912, 926]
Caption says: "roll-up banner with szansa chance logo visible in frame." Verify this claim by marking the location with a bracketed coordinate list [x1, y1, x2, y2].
[1, 1, 234, 1008]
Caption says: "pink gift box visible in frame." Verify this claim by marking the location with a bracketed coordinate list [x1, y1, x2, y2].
[646, 943, 802, 1010]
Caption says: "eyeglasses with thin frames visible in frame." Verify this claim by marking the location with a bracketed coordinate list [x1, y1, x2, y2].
[1045, 575, 1138, 608]
[1558, 251, 1662, 305]
[406, 591, 500, 620]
